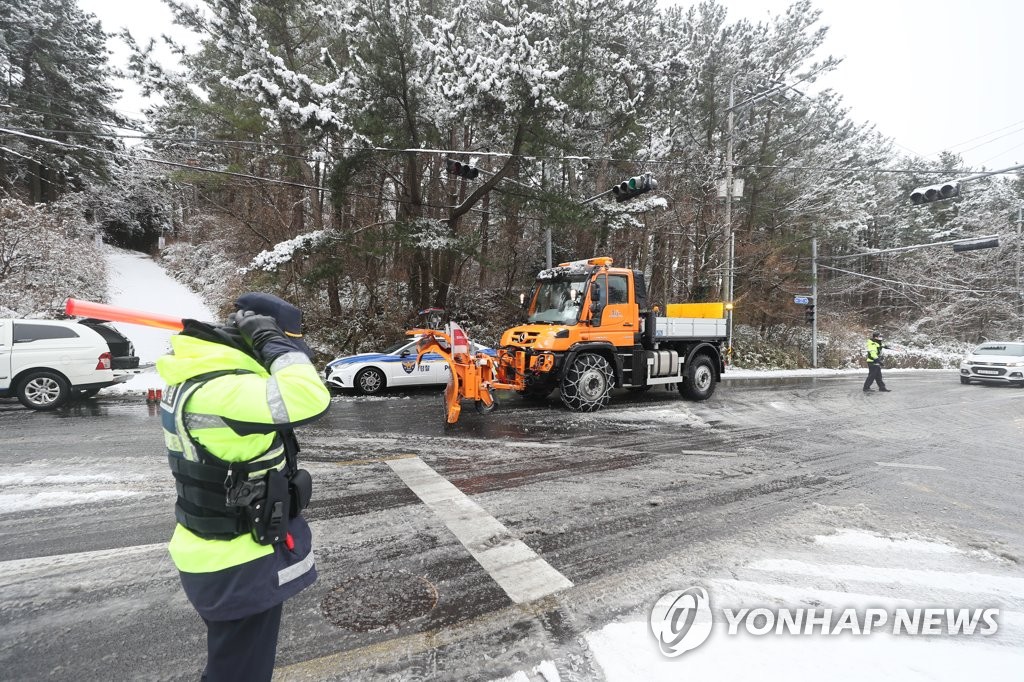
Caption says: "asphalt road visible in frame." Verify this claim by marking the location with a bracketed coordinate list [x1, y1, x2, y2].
[1, 371, 1021, 680]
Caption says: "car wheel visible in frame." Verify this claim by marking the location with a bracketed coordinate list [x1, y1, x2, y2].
[354, 367, 386, 395]
[959, 377, 970, 385]
[17, 370, 71, 410]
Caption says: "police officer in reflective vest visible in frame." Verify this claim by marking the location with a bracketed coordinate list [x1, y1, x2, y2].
[863, 331, 891, 392]
[156, 292, 330, 681]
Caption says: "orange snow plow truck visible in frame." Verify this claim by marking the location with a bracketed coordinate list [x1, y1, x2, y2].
[414, 256, 728, 424]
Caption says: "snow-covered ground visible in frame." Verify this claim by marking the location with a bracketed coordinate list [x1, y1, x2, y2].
[492, 528, 1024, 682]
[582, 528, 1023, 681]
[102, 246, 216, 394]
[93, 249, 1017, 681]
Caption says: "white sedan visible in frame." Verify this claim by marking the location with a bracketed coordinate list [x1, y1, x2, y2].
[959, 341, 1024, 387]
[324, 335, 495, 395]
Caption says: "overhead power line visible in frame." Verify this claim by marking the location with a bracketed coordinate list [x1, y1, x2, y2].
[1, 123, 991, 178]
[930, 116, 1024, 156]
[819, 264, 1014, 295]
[1, 126, 331, 193]
[0, 126, 546, 219]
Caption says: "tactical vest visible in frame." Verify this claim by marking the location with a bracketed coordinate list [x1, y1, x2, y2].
[867, 339, 883, 363]
[162, 370, 295, 544]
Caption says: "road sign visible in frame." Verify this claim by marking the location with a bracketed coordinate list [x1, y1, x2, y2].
[793, 296, 809, 305]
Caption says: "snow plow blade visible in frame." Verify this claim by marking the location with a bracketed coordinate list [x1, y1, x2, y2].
[410, 323, 513, 425]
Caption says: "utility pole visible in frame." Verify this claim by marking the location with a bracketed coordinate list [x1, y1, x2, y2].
[725, 81, 735, 355]
[719, 71, 830, 357]
[1018, 206, 1023, 338]
[811, 237, 818, 368]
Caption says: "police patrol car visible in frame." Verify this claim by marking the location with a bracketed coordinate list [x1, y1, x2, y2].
[324, 334, 495, 395]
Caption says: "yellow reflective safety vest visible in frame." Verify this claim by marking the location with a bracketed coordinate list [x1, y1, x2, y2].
[156, 327, 330, 620]
[866, 339, 883, 363]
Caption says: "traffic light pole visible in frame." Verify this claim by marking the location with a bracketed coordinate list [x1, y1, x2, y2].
[910, 162, 1024, 204]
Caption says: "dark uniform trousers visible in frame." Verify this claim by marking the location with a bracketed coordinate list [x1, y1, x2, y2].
[864, 362, 887, 390]
[201, 603, 283, 682]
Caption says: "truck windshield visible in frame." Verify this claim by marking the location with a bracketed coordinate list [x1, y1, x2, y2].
[528, 278, 588, 324]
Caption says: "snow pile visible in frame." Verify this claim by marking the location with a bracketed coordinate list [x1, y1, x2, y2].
[587, 406, 711, 429]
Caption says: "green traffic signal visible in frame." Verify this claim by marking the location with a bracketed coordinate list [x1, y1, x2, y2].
[613, 173, 657, 202]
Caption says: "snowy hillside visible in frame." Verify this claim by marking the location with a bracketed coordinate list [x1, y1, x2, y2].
[103, 246, 216, 394]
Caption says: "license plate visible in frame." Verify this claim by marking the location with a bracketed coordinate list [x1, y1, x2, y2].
[975, 369, 998, 375]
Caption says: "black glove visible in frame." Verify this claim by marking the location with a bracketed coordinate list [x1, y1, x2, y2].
[233, 310, 295, 365]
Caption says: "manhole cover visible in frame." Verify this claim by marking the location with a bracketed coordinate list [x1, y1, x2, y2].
[321, 570, 438, 631]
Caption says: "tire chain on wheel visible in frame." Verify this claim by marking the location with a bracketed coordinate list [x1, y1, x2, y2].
[560, 353, 614, 412]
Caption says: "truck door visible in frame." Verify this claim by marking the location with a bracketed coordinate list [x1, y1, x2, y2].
[0, 320, 10, 392]
[599, 273, 634, 336]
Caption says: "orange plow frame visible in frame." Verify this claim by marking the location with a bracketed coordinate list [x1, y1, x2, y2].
[410, 328, 518, 424]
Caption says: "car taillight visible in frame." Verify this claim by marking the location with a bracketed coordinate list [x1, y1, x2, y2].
[96, 352, 112, 370]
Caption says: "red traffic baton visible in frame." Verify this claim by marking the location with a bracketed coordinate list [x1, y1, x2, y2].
[65, 298, 185, 331]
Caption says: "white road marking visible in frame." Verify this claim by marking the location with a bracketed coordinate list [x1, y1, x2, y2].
[677, 449, 737, 457]
[387, 456, 573, 604]
[0, 542, 167, 574]
[501, 440, 565, 449]
[875, 462, 946, 471]
[439, 437, 564, 450]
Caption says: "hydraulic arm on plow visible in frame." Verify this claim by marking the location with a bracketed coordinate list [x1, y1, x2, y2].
[410, 324, 515, 424]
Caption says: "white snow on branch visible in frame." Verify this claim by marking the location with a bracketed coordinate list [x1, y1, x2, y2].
[246, 229, 331, 272]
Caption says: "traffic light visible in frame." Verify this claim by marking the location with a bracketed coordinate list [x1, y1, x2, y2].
[804, 303, 815, 324]
[612, 173, 657, 202]
[909, 181, 960, 206]
[445, 159, 479, 180]
[952, 237, 999, 253]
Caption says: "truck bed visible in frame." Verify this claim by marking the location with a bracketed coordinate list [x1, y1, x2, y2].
[654, 316, 727, 339]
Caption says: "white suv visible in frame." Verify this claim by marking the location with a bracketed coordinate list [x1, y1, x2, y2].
[0, 319, 138, 410]
[959, 341, 1024, 387]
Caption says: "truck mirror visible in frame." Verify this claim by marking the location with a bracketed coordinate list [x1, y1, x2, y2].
[589, 283, 604, 324]
[519, 292, 527, 310]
